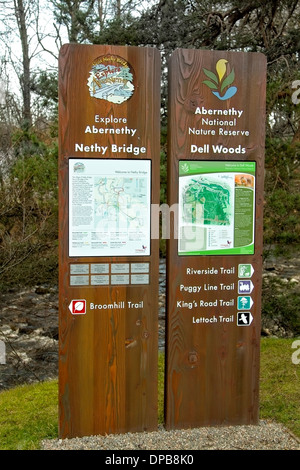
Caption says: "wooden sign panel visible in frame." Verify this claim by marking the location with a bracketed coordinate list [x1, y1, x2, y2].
[165, 49, 266, 429]
[58, 45, 160, 438]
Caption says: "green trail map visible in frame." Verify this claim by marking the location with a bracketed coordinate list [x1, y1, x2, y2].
[181, 177, 232, 226]
[178, 161, 255, 255]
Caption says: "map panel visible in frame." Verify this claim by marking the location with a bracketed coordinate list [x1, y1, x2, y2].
[69, 159, 151, 257]
[178, 161, 255, 255]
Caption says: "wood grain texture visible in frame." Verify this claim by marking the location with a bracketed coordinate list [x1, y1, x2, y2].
[165, 49, 266, 429]
[58, 45, 160, 438]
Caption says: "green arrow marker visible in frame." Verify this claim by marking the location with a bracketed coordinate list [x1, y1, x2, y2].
[238, 264, 254, 278]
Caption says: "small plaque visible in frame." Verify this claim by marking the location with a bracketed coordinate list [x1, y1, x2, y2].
[70, 264, 89, 274]
[91, 275, 109, 285]
[111, 274, 130, 285]
[131, 274, 149, 285]
[111, 264, 130, 274]
[91, 263, 109, 274]
[131, 263, 150, 273]
[70, 275, 89, 286]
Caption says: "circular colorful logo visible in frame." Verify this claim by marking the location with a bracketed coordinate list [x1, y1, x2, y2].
[87, 54, 134, 104]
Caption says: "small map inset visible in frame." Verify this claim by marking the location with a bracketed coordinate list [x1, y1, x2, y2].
[87, 54, 134, 104]
[94, 176, 149, 234]
[179, 172, 233, 253]
[181, 176, 232, 226]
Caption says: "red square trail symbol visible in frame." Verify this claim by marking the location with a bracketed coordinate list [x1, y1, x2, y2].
[69, 300, 86, 314]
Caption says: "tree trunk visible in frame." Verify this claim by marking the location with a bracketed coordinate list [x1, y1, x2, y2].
[14, 0, 32, 131]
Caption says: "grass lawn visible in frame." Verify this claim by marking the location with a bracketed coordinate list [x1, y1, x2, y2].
[0, 380, 58, 450]
[259, 337, 300, 437]
[0, 337, 299, 450]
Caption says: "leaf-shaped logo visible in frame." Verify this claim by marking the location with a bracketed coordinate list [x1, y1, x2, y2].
[203, 68, 218, 90]
[203, 59, 237, 101]
[181, 162, 190, 173]
[74, 301, 85, 312]
[69, 299, 86, 315]
[221, 68, 235, 92]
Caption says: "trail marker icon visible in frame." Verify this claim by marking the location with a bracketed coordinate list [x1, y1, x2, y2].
[69, 300, 86, 315]
[237, 312, 253, 326]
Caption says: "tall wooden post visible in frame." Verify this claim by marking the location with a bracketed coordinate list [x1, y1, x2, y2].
[165, 49, 266, 429]
[58, 45, 160, 438]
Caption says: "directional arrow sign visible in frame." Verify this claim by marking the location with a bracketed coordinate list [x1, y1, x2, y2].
[69, 299, 86, 315]
[237, 312, 253, 326]
[238, 280, 254, 294]
[238, 264, 254, 278]
[238, 296, 254, 310]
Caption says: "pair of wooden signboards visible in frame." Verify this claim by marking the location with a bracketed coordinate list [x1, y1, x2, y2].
[58, 45, 266, 439]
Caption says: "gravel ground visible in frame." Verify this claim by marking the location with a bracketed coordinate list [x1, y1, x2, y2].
[41, 420, 300, 450]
